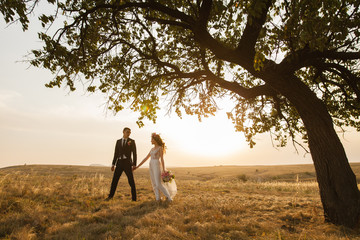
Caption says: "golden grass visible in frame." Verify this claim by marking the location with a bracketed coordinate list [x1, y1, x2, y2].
[1, 164, 360, 239]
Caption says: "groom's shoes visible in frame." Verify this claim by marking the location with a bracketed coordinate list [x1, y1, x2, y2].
[104, 197, 112, 201]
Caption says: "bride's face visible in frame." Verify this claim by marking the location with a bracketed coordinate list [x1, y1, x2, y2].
[151, 138, 155, 145]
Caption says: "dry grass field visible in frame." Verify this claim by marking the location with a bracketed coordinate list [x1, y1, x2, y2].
[2, 164, 360, 239]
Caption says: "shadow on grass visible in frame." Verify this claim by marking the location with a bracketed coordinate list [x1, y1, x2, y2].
[42, 199, 168, 239]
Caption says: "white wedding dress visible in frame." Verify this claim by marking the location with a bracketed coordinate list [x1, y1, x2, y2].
[149, 147, 177, 201]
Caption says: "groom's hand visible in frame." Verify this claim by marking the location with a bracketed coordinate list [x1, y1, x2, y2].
[111, 166, 115, 172]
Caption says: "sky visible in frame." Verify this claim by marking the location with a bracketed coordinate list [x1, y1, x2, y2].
[1, 13, 360, 169]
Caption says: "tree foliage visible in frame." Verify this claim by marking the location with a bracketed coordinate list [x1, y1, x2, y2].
[2, 0, 360, 150]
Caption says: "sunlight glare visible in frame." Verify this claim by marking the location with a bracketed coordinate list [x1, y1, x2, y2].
[157, 113, 246, 157]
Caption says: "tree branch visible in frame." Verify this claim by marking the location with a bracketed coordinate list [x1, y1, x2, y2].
[198, 0, 212, 26]
[236, 0, 273, 60]
[279, 47, 360, 74]
[144, 16, 191, 29]
[322, 51, 360, 61]
[204, 69, 276, 99]
[314, 62, 360, 102]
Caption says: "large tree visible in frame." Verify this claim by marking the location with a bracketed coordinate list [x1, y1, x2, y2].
[2, 0, 360, 227]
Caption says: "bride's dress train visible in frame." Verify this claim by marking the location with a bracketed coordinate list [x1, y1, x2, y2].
[149, 147, 177, 200]
[162, 178, 177, 199]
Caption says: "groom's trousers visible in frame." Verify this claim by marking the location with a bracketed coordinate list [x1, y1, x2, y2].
[108, 158, 136, 201]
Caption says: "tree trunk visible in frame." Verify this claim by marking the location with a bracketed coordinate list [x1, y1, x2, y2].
[279, 78, 360, 227]
[303, 108, 360, 227]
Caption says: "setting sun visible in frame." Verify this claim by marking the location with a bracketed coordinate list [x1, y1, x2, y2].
[156, 112, 246, 157]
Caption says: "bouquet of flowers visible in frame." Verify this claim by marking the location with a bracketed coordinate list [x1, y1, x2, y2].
[161, 170, 175, 183]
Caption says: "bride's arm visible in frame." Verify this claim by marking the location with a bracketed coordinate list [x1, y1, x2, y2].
[160, 148, 166, 172]
[134, 152, 150, 170]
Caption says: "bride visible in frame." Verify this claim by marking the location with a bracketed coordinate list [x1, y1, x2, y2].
[133, 133, 177, 202]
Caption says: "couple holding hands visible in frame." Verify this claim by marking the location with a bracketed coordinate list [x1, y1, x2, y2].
[106, 127, 176, 202]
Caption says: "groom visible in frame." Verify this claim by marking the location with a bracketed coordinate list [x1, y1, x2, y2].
[106, 127, 137, 201]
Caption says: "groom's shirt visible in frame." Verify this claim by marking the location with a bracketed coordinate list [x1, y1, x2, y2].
[121, 138, 128, 159]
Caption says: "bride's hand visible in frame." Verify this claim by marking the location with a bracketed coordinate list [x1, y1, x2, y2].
[132, 166, 137, 171]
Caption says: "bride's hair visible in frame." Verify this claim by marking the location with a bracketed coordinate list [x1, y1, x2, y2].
[152, 133, 166, 153]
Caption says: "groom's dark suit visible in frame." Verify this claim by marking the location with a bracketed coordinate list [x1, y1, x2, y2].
[108, 138, 137, 201]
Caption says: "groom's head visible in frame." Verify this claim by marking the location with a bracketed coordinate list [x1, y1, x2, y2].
[123, 127, 131, 138]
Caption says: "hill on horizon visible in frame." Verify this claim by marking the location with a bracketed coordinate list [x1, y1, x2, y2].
[2, 162, 360, 182]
